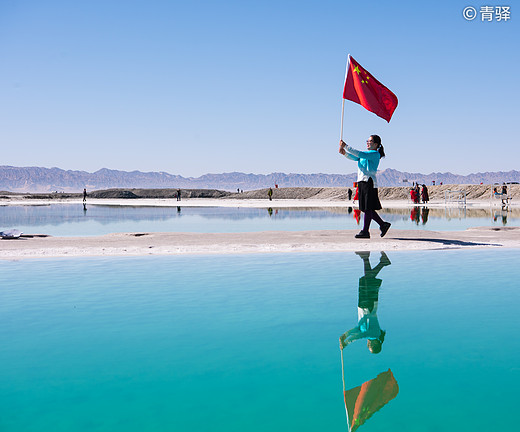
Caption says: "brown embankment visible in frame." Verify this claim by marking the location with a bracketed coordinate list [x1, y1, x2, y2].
[0, 184, 518, 201]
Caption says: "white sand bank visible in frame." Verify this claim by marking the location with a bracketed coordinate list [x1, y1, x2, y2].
[1, 197, 515, 209]
[1, 227, 519, 260]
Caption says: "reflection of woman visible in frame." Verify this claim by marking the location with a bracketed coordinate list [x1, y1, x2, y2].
[340, 251, 391, 354]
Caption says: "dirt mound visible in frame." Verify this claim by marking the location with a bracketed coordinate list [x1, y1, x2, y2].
[90, 190, 139, 199]
[89, 188, 231, 199]
[3, 184, 518, 201]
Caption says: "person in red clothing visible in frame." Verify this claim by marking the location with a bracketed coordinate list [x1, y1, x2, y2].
[410, 188, 416, 204]
[421, 184, 429, 204]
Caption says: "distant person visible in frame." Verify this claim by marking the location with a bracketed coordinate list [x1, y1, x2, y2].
[340, 251, 391, 354]
[501, 184, 508, 205]
[237, 188, 240, 194]
[339, 136, 391, 239]
[267, 187, 273, 201]
[348, 188, 353, 201]
[410, 188, 416, 203]
[83, 188, 87, 203]
[176, 189, 181, 201]
[421, 184, 429, 204]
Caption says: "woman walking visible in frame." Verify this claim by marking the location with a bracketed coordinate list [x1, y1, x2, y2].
[339, 135, 391, 239]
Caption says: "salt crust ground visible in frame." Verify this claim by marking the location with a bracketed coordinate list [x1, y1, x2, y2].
[1, 198, 519, 260]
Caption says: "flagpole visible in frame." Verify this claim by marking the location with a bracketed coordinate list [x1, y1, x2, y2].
[339, 54, 351, 142]
[341, 346, 351, 431]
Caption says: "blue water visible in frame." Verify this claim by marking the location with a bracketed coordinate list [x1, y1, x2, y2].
[1, 250, 519, 431]
[0, 204, 517, 236]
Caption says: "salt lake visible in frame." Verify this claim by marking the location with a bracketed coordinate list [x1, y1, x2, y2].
[0, 204, 518, 236]
[1, 250, 518, 431]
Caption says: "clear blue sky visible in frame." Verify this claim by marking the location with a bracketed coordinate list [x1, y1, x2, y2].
[1, 0, 518, 176]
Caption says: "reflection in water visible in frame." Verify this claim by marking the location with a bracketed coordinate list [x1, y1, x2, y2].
[1, 205, 519, 237]
[353, 209, 361, 225]
[348, 206, 361, 225]
[83, 203, 87, 213]
[267, 207, 273, 217]
[421, 207, 429, 224]
[344, 369, 399, 432]
[410, 206, 430, 225]
[493, 209, 508, 225]
[340, 251, 398, 431]
[340, 251, 391, 353]
[444, 205, 467, 220]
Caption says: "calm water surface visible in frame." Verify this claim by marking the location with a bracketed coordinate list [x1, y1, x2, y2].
[0, 204, 518, 236]
[1, 250, 518, 431]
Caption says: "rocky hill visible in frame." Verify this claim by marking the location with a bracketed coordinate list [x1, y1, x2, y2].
[1, 165, 519, 193]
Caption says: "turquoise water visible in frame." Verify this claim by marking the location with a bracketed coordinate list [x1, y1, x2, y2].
[0, 204, 518, 236]
[1, 250, 519, 431]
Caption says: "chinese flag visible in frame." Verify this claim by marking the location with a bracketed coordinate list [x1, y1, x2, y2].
[344, 369, 399, 431]
[343, 56, 398, 122]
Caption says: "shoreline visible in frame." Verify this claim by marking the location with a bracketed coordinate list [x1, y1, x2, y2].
[1, 197, 518, 260]
[0, 197, 516, 209]
[1, 226, 519, 260]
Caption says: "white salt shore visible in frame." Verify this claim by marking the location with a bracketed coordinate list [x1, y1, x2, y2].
[1, 198, 518, 260]
[2, 197, 515, 208]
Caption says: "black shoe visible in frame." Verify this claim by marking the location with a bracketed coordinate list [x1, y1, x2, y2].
[380, 222, 391, 238]
[355, 231, 370, 239]
[379, 252, 391, 266]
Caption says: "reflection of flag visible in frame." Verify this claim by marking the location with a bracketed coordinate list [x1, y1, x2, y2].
[353, 209, 361, 224]
[343, 56, 398, 122]
[344, 369, 399, 431]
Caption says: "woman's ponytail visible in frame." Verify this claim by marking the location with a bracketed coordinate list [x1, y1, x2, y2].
[371, 134, 385, 158]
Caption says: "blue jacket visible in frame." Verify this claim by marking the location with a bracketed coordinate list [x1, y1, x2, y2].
[344, 145, 381, 188]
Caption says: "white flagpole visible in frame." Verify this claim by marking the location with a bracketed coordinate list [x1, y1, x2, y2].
[339, 54, 351, 142]
[341, 346, 351, 431]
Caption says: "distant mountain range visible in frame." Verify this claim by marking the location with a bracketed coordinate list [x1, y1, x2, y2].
[1, 165, 519, 193]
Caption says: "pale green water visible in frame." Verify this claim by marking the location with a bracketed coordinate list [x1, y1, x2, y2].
[1, 250, 519, 431]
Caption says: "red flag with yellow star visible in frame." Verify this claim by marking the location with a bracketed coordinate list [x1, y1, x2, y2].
[343, 56, 398, 122]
